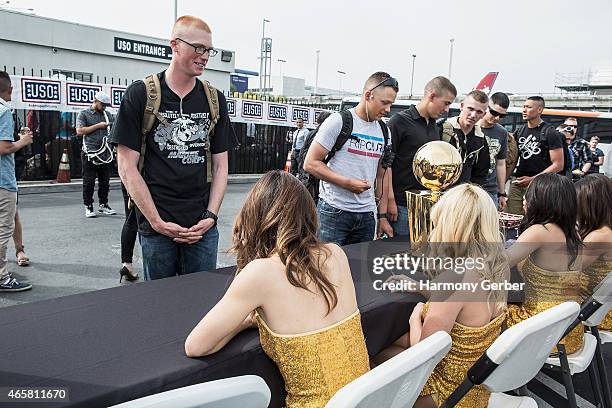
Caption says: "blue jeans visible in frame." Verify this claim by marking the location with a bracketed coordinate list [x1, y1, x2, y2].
[487, 191, 500, 210]
[389, 205, 410, 237]
[317, 200, 375, 246]
[139, 226, 219, 281]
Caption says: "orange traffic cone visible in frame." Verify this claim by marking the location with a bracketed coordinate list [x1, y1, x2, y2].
[284, 151, 292, 173]
[56, 149, 71, 183]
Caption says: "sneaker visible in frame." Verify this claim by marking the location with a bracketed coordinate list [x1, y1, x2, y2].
[85, 205, 96, 218]
[99, 204, 116, 215]
[0, 276, 33, 292]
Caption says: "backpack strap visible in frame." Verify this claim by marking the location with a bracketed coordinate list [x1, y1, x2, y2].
[139, 74, 167, 173]
[200, 79, 220, 183]
[324, 110, 353, 164]
[377, 119, 389, 147]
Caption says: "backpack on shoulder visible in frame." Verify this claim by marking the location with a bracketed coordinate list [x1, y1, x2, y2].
[295, 110, 389, 202]
[514, 123, 572, 177]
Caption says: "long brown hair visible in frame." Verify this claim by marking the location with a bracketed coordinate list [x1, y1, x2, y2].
[575, 174, 612, 238]
[231, 170, 337, 312]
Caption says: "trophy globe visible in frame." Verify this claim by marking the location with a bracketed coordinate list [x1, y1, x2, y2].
[412, 141, 462, 201]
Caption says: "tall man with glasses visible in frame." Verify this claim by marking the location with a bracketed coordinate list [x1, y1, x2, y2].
[113, 15, 236, 280]
[290, 118, 308, 176]
[304, 72, 397, 245]
[386, 76, 456, 237]
[478, 92, 510, 210]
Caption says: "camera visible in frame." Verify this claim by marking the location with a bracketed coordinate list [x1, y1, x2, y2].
[381, 144, 395, 169]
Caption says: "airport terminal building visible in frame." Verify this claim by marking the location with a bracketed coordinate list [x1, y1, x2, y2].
[0, 9, 235, 91]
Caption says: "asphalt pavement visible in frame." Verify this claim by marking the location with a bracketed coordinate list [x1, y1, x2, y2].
[0, 183, 254, 308]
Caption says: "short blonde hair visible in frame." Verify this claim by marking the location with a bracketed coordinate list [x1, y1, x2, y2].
[171, 15, 212, 39]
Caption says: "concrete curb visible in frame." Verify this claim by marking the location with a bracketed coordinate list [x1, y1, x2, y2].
[17, 174, 262, 195]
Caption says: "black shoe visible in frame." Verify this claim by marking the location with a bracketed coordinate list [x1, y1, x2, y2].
[99, 204, 116, 215]
[119, 266, 139, 283]
[0, 276, 33, 292]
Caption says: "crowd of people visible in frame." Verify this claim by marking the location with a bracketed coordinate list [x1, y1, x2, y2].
[1, 12, 611, 408]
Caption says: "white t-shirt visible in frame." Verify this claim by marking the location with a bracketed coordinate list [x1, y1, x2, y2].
[314, 109, 390, 212]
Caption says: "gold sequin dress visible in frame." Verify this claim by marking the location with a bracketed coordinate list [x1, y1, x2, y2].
[507, 256, 583, 354]
[255, 310, 370, 408]
[580, 257, 612, 331]
[420, 303, 507, 407]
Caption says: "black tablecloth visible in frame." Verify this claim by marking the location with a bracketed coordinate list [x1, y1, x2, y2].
[0, 238, 422, 407]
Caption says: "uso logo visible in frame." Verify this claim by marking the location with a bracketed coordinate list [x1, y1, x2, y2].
[110, 87, 125, 108]
[314, 109, 328, 123]
[268, 104, 287, 121]
[242, 101, 263, 119]
[292, 107, 309, 123]
[21, 78, 61, 104]
[66, 83, 102, 106]
[226, 99, 236, 116]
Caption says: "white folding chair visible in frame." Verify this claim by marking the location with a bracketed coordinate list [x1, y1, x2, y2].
[544, 271, 612, 408]
[325, 331, 451, 408]
[109, 375, 271, 408]
[437, 302, 581, 408]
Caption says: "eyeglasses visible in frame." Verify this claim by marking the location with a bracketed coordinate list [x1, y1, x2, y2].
[560, 125, 576, 133]
[488, 107, 507, 118]
[175, 38, 218, 57]
[369, 76, 399, 93]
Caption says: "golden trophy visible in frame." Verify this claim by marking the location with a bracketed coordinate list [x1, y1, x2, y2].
[406, 141, 462, 243]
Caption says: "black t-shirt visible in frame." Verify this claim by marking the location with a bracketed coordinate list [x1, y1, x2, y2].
[588, 148, 605, 173]
[111, 71, 236, 231]
[514, 122, 564, 177]
[388, 105, 440, 207]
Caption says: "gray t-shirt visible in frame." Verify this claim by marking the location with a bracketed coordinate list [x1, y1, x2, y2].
[314, 109, 389, 212]
[481, 123, 508, 193]
[77, 108, 114, 151]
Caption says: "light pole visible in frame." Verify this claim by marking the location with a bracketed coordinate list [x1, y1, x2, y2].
[259, 18, 270, 94]
[410, 54, 416, 99]
[277, 59, 286, 79]
[448, 38, 455, 80]
[337, 70, 346, 98]
[173, 0, 177, 22]
[314, 50, 320, 97]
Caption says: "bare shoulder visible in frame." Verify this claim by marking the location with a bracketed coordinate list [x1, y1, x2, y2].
[235, 258, 279, 285]
[584, 227, 612, 244]
[517, 224, 549, 241]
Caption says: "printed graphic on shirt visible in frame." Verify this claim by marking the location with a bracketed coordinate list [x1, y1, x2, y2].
[487, 136, 501, 174]
[517, 133, 541, 160]
[346, 133, 384, 158]
[153, 111, 210, 164]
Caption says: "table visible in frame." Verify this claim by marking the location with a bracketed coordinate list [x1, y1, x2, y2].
[0, 238, 421, 407]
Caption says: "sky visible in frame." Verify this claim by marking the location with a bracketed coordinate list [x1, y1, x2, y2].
[4, 0, 612, 95]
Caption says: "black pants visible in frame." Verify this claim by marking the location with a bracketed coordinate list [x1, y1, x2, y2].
[81, 152, 111, 206]
[290, 149, 300, 176]
[121, 183, 138, 264]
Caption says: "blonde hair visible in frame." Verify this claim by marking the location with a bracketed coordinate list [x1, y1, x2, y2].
[171, 15, 212, 39]
[428, 184, 509, 307]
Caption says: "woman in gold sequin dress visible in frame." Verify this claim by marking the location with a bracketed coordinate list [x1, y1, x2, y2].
[185, 171, 370, 407]
[575, 174, 612, 330]
[384, 184, 510, 408]
[506, 173, 584, 354]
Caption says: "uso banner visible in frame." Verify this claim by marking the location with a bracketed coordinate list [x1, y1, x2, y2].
[9, 75, 328, 127]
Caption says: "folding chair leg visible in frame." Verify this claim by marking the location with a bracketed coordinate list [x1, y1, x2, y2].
[516, 385, 529, 396]
[558, 344, 578, 408]
[591, 327, 612, 408]
[587, 359, 605, 408]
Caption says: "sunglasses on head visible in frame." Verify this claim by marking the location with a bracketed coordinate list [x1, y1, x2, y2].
[369, 76, 399, 93]
[488, 107, 507, 118]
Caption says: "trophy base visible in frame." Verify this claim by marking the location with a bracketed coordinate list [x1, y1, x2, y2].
[406, 190, 439, 244]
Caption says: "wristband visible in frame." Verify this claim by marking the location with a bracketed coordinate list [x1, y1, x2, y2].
[201, 210, 218, 227]
[497, 192, 507, 198]
[377, 213, 387, 219]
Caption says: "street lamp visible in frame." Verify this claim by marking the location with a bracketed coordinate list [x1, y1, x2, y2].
[448, 38, 455, 80]
[277, 59, 286, 79]
[314, 50, 320, 97]
[337, 70, 346, 98]
[259, 18, 270, 94]
[173, 0, 177, 22]
[410, 54, 416, 99]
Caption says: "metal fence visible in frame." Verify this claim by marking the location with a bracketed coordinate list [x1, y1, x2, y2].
[12, 109, 299, 181]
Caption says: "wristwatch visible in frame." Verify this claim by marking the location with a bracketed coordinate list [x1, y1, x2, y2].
[201, 210, 218, 227]
[497, 192, 507, 198]
[377, 213, 388, 219]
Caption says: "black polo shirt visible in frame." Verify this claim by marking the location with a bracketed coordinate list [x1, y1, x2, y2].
[388, 105, 440, 207]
